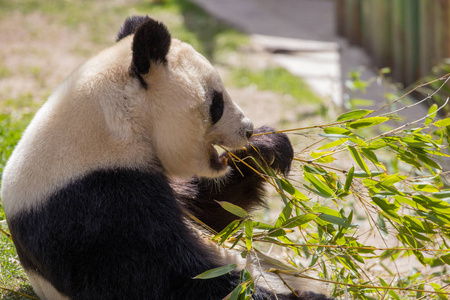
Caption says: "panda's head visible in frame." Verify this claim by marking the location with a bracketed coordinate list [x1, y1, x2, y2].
[113, 16, 253, 178]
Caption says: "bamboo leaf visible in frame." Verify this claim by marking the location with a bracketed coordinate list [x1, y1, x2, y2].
[268, 229, 286, 237]
[397, 231, 424, 249]
[434, 117, 450, 127]
[416, 153, 442, 170]
[434, 191, 450, 199]
[238, 269, 255, 299]
[244, 219, 253, 250]
[347, 117, 389, 129]
[361, 147, 384, 168]
[417, 211, 447, 226]
[310, 151, 336, 163]
[416, 284, 425, 298]
[214, 220, 244, 245]
[194, 264, 237, 279]
[349, 137, 367, 147]
[280, 179, 308, 200]
[317, 138, 347, 150]
[414, 184, 440, 193]
[227, 284, 244, 300]
[215, 201, 248, 218]
[275, 201, 293, 227]
[372, 196, 400, 218]
[252, 222, 274, 231]
[430, 283, 449, 300]
[377, 214, 388, 237]
[368, 139, 387, 150]
[344, 166, 354, 192]
[304, 173, 334, 198]
[397, 153, 422, 169]
[425, 104, 438, 126]
[380, 174, 406, 186]
[303, 165, 327, 175]
[282, 214, 317, 228]
[347, 146, 371, 176]
[303, 185, 333, 198]
[323, 127, 353, 135]
[230, 233, 243, 250]
[318, 213, 357, 228]
[337, 109, 373, 121]
[353, 171, 384, 178]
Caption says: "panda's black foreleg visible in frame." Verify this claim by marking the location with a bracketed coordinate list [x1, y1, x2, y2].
[177, 126, 294, 232]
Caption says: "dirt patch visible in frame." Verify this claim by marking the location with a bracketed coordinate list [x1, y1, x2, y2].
[0, 12, 99, 105]
[0, 10, 323, 130]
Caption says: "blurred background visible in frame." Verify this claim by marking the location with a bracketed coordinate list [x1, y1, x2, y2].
[192, 0, 450, 119]
[1, 0, 450, 298]
[1, 0, 449, 129]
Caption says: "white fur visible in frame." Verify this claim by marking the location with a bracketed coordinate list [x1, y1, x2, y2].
[1, 38, 155, 217]
[27, 271, 69, 300]
[147, 39, 252, 178]
[1, 37, 251, 217]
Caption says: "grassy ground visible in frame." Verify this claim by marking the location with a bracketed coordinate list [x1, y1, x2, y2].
[230, 67, 323, 104]
[0, 0, 323, 298]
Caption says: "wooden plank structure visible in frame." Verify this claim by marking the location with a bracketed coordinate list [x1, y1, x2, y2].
[335, 0, 450, 87]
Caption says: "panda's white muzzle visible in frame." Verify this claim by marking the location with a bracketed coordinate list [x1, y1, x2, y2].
[207, 116, 253, 173]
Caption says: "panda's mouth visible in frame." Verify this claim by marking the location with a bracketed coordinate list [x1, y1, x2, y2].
[208, 143, 229, 171]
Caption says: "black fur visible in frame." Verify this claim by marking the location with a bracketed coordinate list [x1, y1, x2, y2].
[246, 125, 294, 176]
[178, 126, 294, 232]
[131, 17, 171, 75]
[10, 169, 239, 299]
[8, 127, 332, 299]
[116, 15, 151, 42]
[210, 91, 224, 124]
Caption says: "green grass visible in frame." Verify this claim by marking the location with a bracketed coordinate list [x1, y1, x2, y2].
[0, 233, 36, 300]
[230, 67, 322, 103]
[0, 63, 12, 79]
[0, 112, 35, 299]
[0, 113, 33, 178]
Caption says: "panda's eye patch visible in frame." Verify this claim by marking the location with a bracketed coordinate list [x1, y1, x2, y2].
[210, 91, 224, 124]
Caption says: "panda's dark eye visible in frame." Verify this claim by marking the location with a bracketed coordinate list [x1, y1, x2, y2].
[210, 91, 224, 124]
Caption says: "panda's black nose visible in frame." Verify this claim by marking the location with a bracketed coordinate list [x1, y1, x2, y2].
[242, 117, 254, 140]
[246, 129, 253, 139]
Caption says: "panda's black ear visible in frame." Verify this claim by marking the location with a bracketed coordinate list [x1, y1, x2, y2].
[131, 18, 171, 76]
[117, 15, 151, 42]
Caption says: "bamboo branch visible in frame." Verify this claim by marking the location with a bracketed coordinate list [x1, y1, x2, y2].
[267, 269, 450, 296]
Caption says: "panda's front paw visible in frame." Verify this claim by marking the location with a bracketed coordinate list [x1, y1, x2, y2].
[247, 126, 293, 175]
[233, 126, 294, 175]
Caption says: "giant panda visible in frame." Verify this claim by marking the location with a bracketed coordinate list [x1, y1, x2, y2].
[1, 16, 333, 300]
